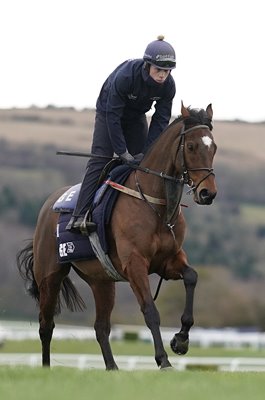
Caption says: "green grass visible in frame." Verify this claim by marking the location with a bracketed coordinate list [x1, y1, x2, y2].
[1, 340, 265, 400]
[0, 367, 265, 400]
[2, 339, 265, 358]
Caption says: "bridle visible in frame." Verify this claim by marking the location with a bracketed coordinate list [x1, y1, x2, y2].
[176, 124, 215, 195]
[131, 123, 215, 212]
[129, 124, 215, 190]
[126, 123, 216, 240]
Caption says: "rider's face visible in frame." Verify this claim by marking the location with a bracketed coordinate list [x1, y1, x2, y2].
[149, 65, 171, 84]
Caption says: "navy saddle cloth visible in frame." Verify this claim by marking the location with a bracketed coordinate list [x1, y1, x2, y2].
[53, 165, 132, 263]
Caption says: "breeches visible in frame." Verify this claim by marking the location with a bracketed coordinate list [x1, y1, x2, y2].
[73, 111, 148, 216]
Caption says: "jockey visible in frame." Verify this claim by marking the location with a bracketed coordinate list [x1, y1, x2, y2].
[66, 35, 176, 234]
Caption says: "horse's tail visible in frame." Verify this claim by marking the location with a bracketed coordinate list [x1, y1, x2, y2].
[17, 240, 40, 303]
[60, 278, 86, 313]
[16, 240, 86, 313]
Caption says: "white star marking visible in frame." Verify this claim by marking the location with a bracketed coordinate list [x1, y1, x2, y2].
[202, 136, 212, 148]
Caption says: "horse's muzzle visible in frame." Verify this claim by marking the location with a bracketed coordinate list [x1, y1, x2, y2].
[197, 188, 217, 205]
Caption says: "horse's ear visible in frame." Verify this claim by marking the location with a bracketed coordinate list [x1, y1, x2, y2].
[206, 104, 213, 120]
[181, 100, 190, 117]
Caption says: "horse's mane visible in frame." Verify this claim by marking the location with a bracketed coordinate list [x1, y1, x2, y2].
[170, 107, 213, 131]
[144, 106, 213, 157]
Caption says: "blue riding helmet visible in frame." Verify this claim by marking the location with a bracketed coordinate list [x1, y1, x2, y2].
[143, 35, 176, 70]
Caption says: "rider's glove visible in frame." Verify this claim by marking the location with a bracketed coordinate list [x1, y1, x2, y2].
[133, 153, 144, 162]
[119, 151, 134, 162]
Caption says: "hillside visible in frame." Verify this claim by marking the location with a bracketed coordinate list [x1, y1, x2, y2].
[0, 107, 264, 164]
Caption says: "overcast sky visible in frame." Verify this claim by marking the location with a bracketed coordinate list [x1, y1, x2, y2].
[1, 0, 264, 122]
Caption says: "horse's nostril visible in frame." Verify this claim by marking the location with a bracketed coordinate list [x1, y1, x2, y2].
[200, 189, 209, 199]
[199, 189, 216, 204]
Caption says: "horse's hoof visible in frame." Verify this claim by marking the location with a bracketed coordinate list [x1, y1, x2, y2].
[160, 366, 175, 372]
[170, 333, 189, 355]
[106, 364, 119, 371]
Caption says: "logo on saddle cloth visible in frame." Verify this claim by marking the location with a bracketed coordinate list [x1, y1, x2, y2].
[59, 242, 75, 257]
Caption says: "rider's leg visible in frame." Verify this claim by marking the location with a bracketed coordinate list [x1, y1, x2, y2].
[66, 112, 113, 233]
[66, 158, 106, 232]
[67, 113, 148, 234]
[122, 115, 148, 154]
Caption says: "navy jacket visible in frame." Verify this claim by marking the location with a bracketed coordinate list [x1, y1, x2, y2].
[96, 59, 176, 155]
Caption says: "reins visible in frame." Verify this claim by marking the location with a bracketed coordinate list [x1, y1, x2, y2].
[124, 162, 185, 184]
[123, 124, 214, 184]
[57, 124, 214, 188]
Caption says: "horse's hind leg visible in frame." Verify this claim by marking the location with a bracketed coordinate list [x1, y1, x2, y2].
[90, 281, 118, 370]
[38, 270, 69, 367]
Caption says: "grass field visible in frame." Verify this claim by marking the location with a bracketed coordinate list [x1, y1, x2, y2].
[1, 340, 265, 399]
[0, 367, 265, 400]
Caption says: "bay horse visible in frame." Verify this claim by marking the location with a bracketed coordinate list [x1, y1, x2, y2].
[17, 102, 217, 370]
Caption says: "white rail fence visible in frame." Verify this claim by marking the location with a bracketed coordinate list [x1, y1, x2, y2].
[1, 321, 265, 349]
[1, 321, 265, 371]
[1, 353, 265, 372]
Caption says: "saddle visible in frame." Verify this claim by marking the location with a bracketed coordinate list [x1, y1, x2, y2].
[53, 163, 132, 264]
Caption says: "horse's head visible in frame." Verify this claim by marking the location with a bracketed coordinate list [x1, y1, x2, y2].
[179, 102, 217, 205]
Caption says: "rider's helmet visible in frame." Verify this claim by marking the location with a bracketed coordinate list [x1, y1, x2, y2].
[143, 35, 176, 70]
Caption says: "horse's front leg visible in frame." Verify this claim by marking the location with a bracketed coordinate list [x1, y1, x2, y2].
[126, 254, 172, 370]
[170, 264, 198, 355]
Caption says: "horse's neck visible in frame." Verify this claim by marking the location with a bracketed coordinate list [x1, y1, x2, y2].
[137, 121, 183, 195]
[144, 121, 183, 175]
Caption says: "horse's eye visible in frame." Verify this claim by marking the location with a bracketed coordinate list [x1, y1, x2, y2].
[187, 143, 194, 151]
